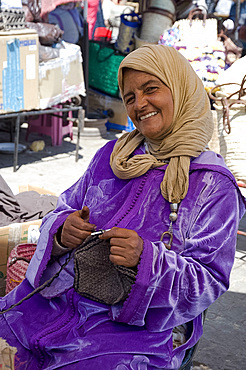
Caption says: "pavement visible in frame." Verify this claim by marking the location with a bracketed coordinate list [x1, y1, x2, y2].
[0, 122, 246, 370]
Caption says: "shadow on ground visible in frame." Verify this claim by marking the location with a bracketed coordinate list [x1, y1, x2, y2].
[194, 290, 246, 370]
[0, 123, 120, 170]
[194, 212, 246, 370]
[237, 212, 246, 253]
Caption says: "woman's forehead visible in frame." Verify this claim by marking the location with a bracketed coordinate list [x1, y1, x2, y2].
[122, 67, 170, 91]
[123, 68, 160, 80]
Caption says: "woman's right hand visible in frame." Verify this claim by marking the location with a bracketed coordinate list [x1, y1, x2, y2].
[61, 206, 96, 249]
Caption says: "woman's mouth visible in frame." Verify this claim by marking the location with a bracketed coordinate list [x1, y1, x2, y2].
[139, 112, 158, 121]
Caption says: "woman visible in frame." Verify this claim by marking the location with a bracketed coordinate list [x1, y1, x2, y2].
[0, 45, 245, 369]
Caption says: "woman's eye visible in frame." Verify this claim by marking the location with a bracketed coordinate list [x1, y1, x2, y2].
[146, 86, 157, 93]
[126, 96, 134, 104]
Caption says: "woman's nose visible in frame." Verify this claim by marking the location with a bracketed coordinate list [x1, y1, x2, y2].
[134, 93, 147, 110]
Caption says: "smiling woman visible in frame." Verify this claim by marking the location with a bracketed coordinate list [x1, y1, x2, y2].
[113, 45, 214, 204]
[0, 45, 245, 370]
[122, 69, 174, 140]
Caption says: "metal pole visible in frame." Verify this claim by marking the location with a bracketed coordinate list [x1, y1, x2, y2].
[14, 114, 20, 172]
[234, 0, 241, 40]
[76, 108, 84, 162]
[82, 0, 89, 118]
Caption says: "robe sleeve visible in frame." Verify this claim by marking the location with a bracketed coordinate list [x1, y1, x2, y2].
[110, 175, 242, 331]
[26, 155, 95, 288]
[26, 140, 117, 291]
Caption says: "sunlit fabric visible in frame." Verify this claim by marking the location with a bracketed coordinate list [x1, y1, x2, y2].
[0, 141, 245, 369]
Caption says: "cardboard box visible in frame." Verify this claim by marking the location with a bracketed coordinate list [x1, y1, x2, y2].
[39, 42, 86, 109]
[18, 184, 57, 196]
[88, 88, 129, 130]
[0, 29, 39, 114]
[0, 219, 42, 296]
[0, 338, 17, 369]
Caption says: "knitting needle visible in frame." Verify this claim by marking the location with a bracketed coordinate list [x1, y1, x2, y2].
[90, 229, 111, 236]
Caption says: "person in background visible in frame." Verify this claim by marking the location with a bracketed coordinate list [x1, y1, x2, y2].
[0, 45, 245, 369]
[175, 0, 208, 19]
[213, 0, 233, 15]
[229, 0, 246, 54]
[92, 0, 106, 39]
[48, 2, 83, 44]
[47, 1, 102, 42]
[88, 0, 100, 38]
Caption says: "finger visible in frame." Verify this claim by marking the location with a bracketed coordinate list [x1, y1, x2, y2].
[110, 236, 127, 245]
[61, 230, 92, 248]
[110, 245, 126, 257]
[66, 212, 96, 232]
[65, 220, 96, 235]
[98, 227, 115, 239]
[68, 224, 94, 237]
[109, 254, 128, 266]
[110, 242, 141, 267]
[99, 227, 129, 240]
[79, 206, 90, 222]
[61, 234, 82, 248]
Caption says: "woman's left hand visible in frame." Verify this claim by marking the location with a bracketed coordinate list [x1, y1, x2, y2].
[99, 227, 143, 268]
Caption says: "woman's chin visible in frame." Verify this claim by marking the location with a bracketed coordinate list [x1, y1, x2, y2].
[141, 129, 165, 141]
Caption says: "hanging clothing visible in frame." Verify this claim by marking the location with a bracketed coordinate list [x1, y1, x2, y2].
[40, 0, 78, 18]
[88, 0, 100, 39]
[48, 4, 83, 44]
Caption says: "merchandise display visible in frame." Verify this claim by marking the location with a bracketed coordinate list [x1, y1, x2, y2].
[88, 40, 124, 97]
[116, 12, 142, 54]
[0, 7, 26, 30]
[0, 220, 42, 296]
[175, 41, 226, 91]
[209, 74, 246, 182]
[39, 42, 85, 109]
[158, 10, 226, 90]
[0, 29, 39, 113]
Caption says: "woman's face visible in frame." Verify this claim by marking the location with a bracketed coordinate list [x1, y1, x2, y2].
[123, 69, 174, 140]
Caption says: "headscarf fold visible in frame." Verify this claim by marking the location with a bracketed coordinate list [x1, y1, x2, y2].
[110, 45, 213, 203]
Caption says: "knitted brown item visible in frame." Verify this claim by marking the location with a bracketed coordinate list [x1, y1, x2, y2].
[74, 235, 137, 305]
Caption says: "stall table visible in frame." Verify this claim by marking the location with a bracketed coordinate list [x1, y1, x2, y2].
[0, 104, 84, 172]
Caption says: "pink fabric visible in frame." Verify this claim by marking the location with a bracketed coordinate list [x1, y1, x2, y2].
[88, 0, 99, 39]
[41, 0, 99, 39]
[6, 244, 37, 294]
[40, 0, 78, 17]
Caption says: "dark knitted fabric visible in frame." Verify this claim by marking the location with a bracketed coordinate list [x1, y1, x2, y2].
[74, 235, 137, 305]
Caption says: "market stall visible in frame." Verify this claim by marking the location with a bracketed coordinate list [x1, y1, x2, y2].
[0, 105, 84, 172]
[88, 0, 245, 183]
[87, 0, 244, 109]
[0, 0, 244, 170]
[0, 2, 86, 171]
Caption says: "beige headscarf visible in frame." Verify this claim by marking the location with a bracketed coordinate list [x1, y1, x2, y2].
[110, 45, 213, 203]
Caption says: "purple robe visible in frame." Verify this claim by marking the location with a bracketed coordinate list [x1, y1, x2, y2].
[0, 140, 245, 369]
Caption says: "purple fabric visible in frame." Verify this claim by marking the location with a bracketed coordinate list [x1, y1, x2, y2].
[0, 141, 245, 370]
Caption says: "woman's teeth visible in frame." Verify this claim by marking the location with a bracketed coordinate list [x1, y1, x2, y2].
[140, 112, 157, 121]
